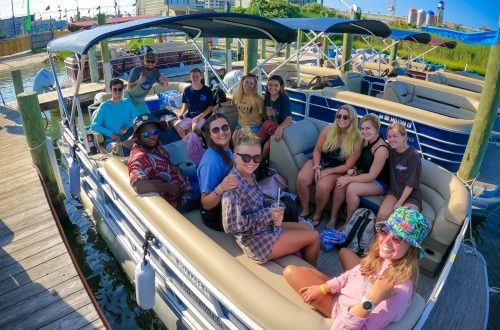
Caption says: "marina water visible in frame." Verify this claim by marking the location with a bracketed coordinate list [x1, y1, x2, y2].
[1, 63, 498, 329]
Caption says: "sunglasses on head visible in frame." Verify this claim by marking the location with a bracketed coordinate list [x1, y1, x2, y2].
[210, 124, 230, 134]
[112, 87, 123, 92]
[141, 128, 160, 138]
[376, 224, 404, 244]
[336, 114, 350, 120]
[145, 60, 156, 64]
[236, 153, 261, 163]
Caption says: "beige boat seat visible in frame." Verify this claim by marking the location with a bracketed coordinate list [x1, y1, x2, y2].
[270, 118, 470, 276]
[103, 150, 425, 329]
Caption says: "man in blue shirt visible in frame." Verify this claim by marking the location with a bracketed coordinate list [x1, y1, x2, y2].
[174, 68, 214, 138]
[91, 79, 138, 152]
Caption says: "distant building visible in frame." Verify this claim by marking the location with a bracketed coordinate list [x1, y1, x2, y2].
[136, 0, 205, 16]
[205, 0, 236, 10]
[288, 0, 316, 6]
[437, 1, 444, 25]
[426, 10, 434, 26]
[416, 9, 426, 27]
[407, 8, 417, 25]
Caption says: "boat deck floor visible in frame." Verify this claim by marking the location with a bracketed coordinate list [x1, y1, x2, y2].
[0, 104, 106, 329]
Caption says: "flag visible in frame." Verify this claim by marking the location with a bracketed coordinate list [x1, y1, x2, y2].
[25, 0, 31, 32]
[45, 5, 50, 11]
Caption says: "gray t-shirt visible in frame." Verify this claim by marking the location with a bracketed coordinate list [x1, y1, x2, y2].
[388, 146, 422, 209]
[126, 66, 161, 105]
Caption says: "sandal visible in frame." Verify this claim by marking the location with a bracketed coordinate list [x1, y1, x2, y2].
[298, 211, 312, 219]
[311, 217, 321, 228]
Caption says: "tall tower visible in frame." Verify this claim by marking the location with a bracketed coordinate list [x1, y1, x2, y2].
[437, 1, 444, 26]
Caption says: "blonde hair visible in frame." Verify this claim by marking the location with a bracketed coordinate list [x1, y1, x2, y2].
[360, 113, 381, 132]
[387, 122, 407, 137]
[232, 74, 264, 115]
[233, 127, 261, 150]
[322, 104, 362, 157]
[360, 236, 420, 293]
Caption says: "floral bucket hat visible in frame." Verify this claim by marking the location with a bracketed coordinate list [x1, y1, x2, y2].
[377, 207, 430, 256]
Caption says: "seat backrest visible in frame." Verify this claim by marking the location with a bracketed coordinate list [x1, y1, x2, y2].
[341, 71, 363, 93]
[383, 81, 414, 104]
[273, 70, 292, 87]
[427, 72, 446, 85]
[269, 119, 321, 192]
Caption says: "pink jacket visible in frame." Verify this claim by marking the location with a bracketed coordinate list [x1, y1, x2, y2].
[326, 262, 413, 330]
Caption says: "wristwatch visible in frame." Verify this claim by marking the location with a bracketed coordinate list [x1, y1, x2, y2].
[361, 297, 376, 312]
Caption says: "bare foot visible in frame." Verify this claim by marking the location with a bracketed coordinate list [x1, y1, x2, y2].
[325, 219, 336, 229]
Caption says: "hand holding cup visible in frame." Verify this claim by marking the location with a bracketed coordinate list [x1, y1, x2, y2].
[270, 201, 285, 227]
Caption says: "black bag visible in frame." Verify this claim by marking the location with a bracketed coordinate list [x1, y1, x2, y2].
[337, 208, 376, 256]
[280, 192, 300, 222]
[212, 86, 227, 106]
[200, 203, 224, 232]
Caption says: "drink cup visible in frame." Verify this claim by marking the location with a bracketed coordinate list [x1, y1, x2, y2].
[270, 201, 285, 227]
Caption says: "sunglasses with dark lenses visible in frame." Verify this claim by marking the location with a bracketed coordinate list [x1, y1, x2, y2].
[112, 87, 123, 92]
[145, 60, 156, 64]
[336, 114, 350, 120]
[376, 224, 404, 244]
[210, 124, 230, 134]
[141, 129, 160, 138]
[236, 153, 262, 163]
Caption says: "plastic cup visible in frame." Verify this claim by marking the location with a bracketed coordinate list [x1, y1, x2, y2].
[270, 201, 285, 227]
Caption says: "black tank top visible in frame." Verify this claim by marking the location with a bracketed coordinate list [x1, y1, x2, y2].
[320, 147, 346, 169]
[356, 136, 390, 183]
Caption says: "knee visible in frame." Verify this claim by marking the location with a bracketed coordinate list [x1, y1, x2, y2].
[283, 265, 298, 279]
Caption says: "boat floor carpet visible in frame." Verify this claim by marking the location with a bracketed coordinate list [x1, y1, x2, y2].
[422, 243, 488, 330]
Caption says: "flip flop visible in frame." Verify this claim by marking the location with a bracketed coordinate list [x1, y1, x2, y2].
[298, 211, 312, 219]
[311, 218, 321, 228]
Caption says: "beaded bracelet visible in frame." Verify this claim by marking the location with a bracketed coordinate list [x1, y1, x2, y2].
[214, 185, 223, 197]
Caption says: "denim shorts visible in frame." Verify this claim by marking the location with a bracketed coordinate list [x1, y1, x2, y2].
[374, 180, 389, 193]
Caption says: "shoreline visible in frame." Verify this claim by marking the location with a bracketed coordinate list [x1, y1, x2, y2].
[0, 51, 48, 73]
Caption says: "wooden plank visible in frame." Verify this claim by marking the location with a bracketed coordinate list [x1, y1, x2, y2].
[39, 303, 102, 330]
[0, 176, 41, 198]
[0, 188, 49, 215]
[0, 233, 62, 268]
[0, 195, 48, 220]
[0, 229, 60, 258]
[78, 319, 106, 330]
[0, 278, 86, 327]
[0, 243, 66, 282]
[0, 268, 78, 311]
[0, 254, 72, 296]
[0, 212, 54, 241]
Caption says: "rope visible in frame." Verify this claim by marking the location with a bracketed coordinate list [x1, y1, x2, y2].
[490, 287, 500, 295]
[31, 163, 112, 330]
[27, 139, 49, 151]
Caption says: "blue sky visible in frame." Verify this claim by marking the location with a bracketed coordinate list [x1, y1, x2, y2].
[325, 0, 500, 30]
[3, 0, 500, 30]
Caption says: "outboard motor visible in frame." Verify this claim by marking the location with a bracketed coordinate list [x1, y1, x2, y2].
[223, 69, 243, 93]
[33, 68, 55, 94]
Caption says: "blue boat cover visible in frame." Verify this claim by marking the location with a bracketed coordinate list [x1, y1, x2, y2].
[390, 29, 431, 44]
[273, 18, 391, 38]
[47, 13, 297, 54]
[423, 26, 499, 45]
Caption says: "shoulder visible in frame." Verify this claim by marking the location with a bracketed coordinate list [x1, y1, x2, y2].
[183, 85, 191, 93]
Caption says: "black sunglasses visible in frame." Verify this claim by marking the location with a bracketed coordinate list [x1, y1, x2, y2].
[336, 114, 350, 120]
[145, 60, 156, 64]
[141, 128, 160, 138]
[112, 87, 123, 92]
[210, 124, 230, 134]
[236, 153, 261, 163]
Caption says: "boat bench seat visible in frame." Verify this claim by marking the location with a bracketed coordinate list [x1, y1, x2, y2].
[102, 150, 426, 330]
[427, 72, 483, 93]
[270, 118, 470, 276]
[383, 81, 477, 120]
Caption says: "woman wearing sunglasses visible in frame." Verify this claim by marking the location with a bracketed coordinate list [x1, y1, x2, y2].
[296, 104, 362, 227]
[327, 114, 390, 228]
[197, 114, 239, 231]
[376, 122, 422, 223]
[221, 128, 320, 265]
[126, 52, 169, 115]
[284, 207, 429, 329]
[128, 114, 193, 210]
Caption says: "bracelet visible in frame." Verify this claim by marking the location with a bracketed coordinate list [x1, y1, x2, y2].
[214, 185, 223, 197]
[319, 284, 328, 295]
[313, 164, 322, 170]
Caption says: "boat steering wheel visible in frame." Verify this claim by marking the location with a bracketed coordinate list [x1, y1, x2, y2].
[307, 75, 322, 89]
[380, 68, 390, 77]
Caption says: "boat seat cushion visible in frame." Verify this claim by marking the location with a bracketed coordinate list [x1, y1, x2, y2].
[383, 81, 414, 104]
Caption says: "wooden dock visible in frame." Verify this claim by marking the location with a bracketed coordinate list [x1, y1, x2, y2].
[0, 104, 107, 329]
[6, 83, 105, 111]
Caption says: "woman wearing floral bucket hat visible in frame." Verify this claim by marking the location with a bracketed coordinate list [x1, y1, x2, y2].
[283, 207, 429, 330]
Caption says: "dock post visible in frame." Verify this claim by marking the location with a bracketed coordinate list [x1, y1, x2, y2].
[97, 13, 112, 92]
[389, 42, 399, 68]
[322, 35, 329, 65]
[11, 69, 24, 96]
[225, 38, 232, 72]
[341, 33, 353, 72]
[260, 39, 266, 59]
[17, 92, 61, 198]
[285, 44, 291, 60]
[88, 46, 99, 83]
[237, 40, 243, 61]
[458, 39, 500, 182]
[244, 39, 258, 74]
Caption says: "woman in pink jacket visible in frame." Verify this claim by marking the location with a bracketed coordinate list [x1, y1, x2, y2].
[284, 207, 429, 330]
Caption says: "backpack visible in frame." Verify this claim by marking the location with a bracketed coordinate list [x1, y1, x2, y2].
[338, 208, 376, 256]
[280, 192, 300, 223]
[212, 85, 227, 106]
